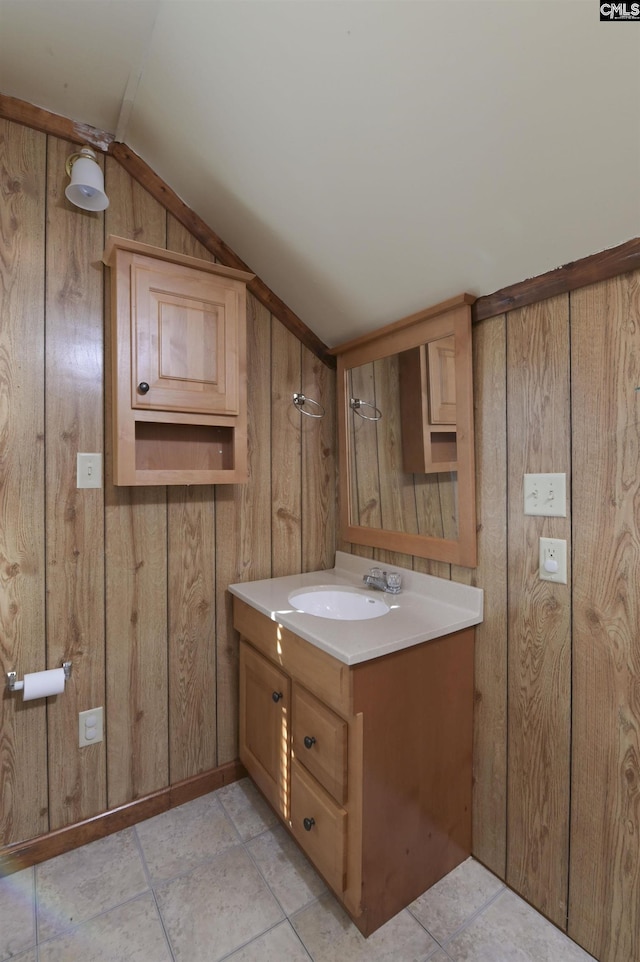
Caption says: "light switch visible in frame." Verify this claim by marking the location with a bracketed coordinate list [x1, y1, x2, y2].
[539, 537, 567, 584]
[524, 473, 566, 517]
[77, 453, 102, 489]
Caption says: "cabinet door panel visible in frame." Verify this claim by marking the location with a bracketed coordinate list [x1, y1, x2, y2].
[239, 641, 290, 818]
[133, 259, 240, 415]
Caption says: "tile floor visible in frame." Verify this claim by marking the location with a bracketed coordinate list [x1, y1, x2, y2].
[0, 778, 597, 962]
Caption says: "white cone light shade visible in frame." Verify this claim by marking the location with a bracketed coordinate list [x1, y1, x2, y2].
[65, 147, 109, 211]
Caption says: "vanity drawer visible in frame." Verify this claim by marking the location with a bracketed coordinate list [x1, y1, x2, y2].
[290, 759, 347, 894]
[293, 684, 348, 804]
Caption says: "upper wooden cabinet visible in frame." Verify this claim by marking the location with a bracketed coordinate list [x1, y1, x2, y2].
[103, 236, 254, 486]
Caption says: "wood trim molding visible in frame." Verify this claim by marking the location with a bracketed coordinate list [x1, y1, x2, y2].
[0, 92, 114, 152]
[0, 760, 246, 877]
[473, 238, 640, 323]
[0, 93, 334, 368]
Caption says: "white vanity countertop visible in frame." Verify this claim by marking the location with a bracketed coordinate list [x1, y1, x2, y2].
[228, 551, 483, 666]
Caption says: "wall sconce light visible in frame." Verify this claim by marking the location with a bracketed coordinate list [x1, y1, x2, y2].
[64, 145, 109, 211]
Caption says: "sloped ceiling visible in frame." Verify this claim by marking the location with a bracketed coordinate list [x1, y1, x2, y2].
[1, 0, 639, 347]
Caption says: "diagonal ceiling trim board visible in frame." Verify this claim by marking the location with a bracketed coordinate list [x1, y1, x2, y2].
[108, 142, 334, 368]
[0, 92, 114, 151]
[474, 238, 640, 323]
[0, 92, 333, 368]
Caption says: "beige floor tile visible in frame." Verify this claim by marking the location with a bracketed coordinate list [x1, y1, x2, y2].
[216, 777, 279, 841]
[38, 893, 172, 962]
[36, 828, 148, 941]
[224, 920, 311, 961]
[7, 951, 37, 962]
[409, 857, 504, 943]
[445, 889, 597, 962]
[246, 824, 327, 915]
[292, 891, 438, 962]
[155, 843, 284, 962]
[135, 791, 239, 881]
[0, 866, 35, 962]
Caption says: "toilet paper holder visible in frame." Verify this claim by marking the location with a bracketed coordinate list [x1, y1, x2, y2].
[6, 661, 72, 692]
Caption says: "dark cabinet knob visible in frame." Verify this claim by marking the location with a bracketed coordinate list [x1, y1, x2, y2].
[272, 691, 283, 703]
[303, 817, 315, 832]
[138, 381, 150, 394]
[303, 736, 316, 749]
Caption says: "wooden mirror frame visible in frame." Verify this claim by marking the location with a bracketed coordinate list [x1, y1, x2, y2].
[331, 293, 477, 567]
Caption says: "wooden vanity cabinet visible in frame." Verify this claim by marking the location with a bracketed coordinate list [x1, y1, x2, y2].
[235, 597, 474, 937]
[103, 235, 254, 485]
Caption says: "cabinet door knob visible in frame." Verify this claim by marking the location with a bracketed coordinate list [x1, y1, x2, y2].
[303, 817, 315, 832]
[138, 381, 150, 394]
[303, 735, 316, 749]
[272, 691, 283, 703]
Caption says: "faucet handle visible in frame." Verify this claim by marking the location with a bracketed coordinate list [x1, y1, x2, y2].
[369, 567, 382, 578]
[387, 572, 402, 591]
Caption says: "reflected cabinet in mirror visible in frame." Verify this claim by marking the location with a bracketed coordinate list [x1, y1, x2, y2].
[332, 293, 477, 567]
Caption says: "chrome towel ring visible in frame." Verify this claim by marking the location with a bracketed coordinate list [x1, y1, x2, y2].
[350, 398, 382, 421]
[292, 393, 325, 418]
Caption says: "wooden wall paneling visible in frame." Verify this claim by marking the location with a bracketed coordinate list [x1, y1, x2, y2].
[568, 273, 640, 962]
[301, 346, 336, 573]
[103, 158, 169, 806]
[0, 121, 48, 845]
[215, 294, 272, 764]
[44, 137, 107, 829]
[454, 314, 508, 877]
[167, 484, 217, 780]
[271, 322, 302, 576]
[372, 356, 417, 571]
[506, 295, 572, 927]
[349, 362, 382, 531]
[164, 219, 218, 781]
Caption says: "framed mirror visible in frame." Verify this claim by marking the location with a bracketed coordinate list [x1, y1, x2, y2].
[332, 294, 477, 567]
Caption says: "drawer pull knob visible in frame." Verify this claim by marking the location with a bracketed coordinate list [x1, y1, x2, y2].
[138, 381, 150, 394]
[303, 817, 316, 832]
[272, 691, 283, 703]
[303, 735, 316, 749]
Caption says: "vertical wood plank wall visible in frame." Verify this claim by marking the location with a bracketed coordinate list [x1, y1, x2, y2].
[343, 281, 640, 961]
[0, 119, 335, 841]
[1, 117, 639, 962]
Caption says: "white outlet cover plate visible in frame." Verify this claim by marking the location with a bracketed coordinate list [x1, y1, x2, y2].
[539, 537, 568, 584]
[79, 706, 104, 747]
[524, 473, 566, 517]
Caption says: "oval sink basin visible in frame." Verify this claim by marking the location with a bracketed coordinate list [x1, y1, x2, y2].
[288, 586, 390, 621]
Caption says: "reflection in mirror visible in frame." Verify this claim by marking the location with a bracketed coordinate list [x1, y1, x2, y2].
[333, 293, 477, 567]
[348, 356, 458, 541]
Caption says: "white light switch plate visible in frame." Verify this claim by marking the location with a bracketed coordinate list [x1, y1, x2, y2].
[524, 473, 566, 517]
[539, 537, 567, 584]
[77, 453, 102, 489]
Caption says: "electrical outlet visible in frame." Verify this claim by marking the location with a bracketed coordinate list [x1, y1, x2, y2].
[79, 707, 104, 747]
[524, 473, 566, 517]
[539, 537, 567, 584]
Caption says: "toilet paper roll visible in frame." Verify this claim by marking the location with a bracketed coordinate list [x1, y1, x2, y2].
[22, 667, 66, 701]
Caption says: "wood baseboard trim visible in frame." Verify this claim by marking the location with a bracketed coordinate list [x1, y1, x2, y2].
[0, 760, 246, 877]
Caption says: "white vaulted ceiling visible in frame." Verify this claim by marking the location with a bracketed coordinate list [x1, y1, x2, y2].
[1, 0, 639, 346]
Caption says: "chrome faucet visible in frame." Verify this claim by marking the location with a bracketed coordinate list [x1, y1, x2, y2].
[362, 567, 402, 594]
